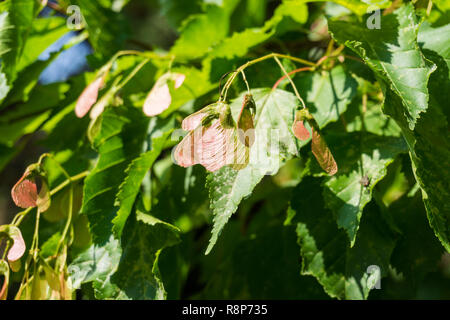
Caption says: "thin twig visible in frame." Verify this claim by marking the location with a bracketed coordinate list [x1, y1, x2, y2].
[272, 67, 312, 90]
[220, 52, 315, 101]
[273, 56, 306, 109]
[240, 70, 251, 95]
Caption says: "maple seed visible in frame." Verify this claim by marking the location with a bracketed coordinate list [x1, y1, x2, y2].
[292, 120, 310, 140]
[11, 165, 51, 211]
[11, 172, 38, 208]
[311, 128, 338, 176]
[143, 72, 185, 116]
[6, 227, 26, 262]
[237, 94, 256, 147]
[174, 102, 248, 172]
[75, 76, 105, 118]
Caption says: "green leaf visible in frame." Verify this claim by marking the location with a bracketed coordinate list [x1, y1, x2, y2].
[74, 0, 128, 60]
[388, 192, 445, 287]
[206, 166, 264, 255]
[81, 106, 149, 243]
[207, 0, 307, 60]
[383, 87, 450, 252]
[328, 4, 436, 130]
[205, 88, 299, 254]
[389, 22, 450, 251]
[0, 0, 37, 84]
[418, 22, 450, 73]
[68, 235, 122, 292]
[295, 65, 357, 128]
[106, 211, 181, 299]
[200, 222, 329, 299]
[170, 4, 231, 59]
[71, 106, 150, 298]
[150, 164, 209, 231]
[40, 232, 62, 259]
[345, 99, 402, 137]
[322, 132, 407, 245]
[16, 16, 68, 72]
[0, 82, 69, 146]
[329, 6, 450, 251]
[70, 210, 180, 300]
[208, 27, 275, 60]
[272, 0, 308, 25]
[158, 0, 202, 28]
[290, 176, 396, 299]
[113, 130, 172, 238]
[308, 0, 391, 16]
[0, 72, 10, 102]
[1, 51, 60, 107]
[0, 11, 13, 57]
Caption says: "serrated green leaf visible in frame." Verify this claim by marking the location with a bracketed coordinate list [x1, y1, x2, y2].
[322, 133, 407, 245]
[113, 130, 172, 238]
[206, 166, 264, 255]
[295, 65, 357, 128]
[105, 211, 180, 300]
[0, 0, 37, 85]
[386, 22, 450, 252]
[70, 210, 180, 300]
[328, 6, 450, 251]
[205, 88, 299, 254]
[290, 176, 396, 299]
[418, 22, 450, 73]
[0, 11, 13, 58]
[68, 235, 122, 292]
[81, 106, 149, 243]
[328, 4, 436, 130]
[384, 87, 450, 252]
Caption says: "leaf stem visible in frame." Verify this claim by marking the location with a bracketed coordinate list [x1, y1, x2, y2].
[272, 67, 312, 90]
[273, 56, 306, 109]
[240, 70, 251, 95]
[40, 153, 72, 181]
[220, 52, 315, 101]
[55, 184, 73, 258]
[117, 57, 151, 90]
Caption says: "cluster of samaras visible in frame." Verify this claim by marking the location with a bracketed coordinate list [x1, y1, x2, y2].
[74, 71, 337, 175]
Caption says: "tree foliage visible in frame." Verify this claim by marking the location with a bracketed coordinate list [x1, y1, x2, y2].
[0, 0, 449, 300]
